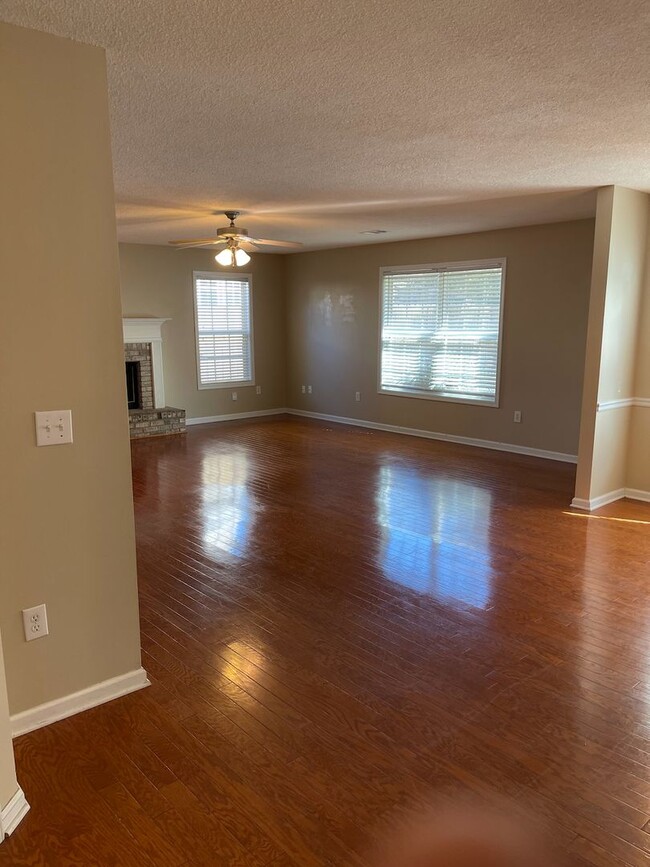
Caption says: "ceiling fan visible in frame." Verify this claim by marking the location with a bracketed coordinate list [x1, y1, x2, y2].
[169, 211, 302, 267]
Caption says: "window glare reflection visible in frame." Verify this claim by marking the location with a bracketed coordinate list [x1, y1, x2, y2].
[201, 451, 251, 558]
[377, 466, 493, 609]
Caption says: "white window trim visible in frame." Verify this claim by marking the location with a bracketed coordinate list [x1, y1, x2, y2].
[192, 270, 256, 391]
[377, 257, 506, 408]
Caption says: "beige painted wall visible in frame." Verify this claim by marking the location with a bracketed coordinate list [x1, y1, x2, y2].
[634, 220, 650, 398]
[590, 407, 633, 498]
[628, 217, 650, 493]
[286, 220, 594, 456]
[574, 188, 615, 501]
[0, 639, 18, 817]
[119, 244, 286, 419]
[574, 187, 649, 502]
[0, 24, 142, 714]
[627, 407, 650, 493]
[596, 188, 648, 403]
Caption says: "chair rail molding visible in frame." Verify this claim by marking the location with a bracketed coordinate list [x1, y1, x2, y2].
[597, 397, 650, 411]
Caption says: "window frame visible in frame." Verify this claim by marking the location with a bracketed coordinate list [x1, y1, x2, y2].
[192, 270, 255, 391]
[377, 258, 506, 408]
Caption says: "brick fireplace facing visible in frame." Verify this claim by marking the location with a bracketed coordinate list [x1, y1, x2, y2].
[124, 343, 154, 410]
[122, 318, 186, 439]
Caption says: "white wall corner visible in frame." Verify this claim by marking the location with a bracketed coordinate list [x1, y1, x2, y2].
[10, 668, 150, 738]
[0, 787, 29, 840]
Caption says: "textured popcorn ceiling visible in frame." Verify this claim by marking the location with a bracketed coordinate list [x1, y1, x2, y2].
[3, 1, 649, 249]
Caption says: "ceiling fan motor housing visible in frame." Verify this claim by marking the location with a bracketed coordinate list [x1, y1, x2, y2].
[217, 224, 249, 238]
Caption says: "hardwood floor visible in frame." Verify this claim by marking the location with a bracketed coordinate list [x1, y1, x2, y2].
[3, 416, 650, 865]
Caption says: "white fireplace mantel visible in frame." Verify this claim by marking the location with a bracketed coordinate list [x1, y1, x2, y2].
[122, 318, 170, 409]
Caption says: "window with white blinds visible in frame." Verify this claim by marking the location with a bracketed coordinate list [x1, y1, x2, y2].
[193, 272, 253, 388]
[379, 260, 505, 405]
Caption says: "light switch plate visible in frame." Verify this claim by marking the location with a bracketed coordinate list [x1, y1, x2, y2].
[35, 410, 73, 446]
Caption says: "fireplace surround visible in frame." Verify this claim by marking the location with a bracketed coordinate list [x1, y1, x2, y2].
[122, 318, 185, 438]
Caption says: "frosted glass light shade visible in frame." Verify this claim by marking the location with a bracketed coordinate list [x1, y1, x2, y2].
[234, 248, 250, 266]
[215, 247, 234, 266]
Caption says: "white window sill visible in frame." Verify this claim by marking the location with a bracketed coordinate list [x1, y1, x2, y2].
[198, 380, 255, 391]
[379, 386, 498, 408]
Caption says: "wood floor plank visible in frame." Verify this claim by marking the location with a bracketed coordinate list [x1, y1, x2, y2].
[2, 417, 650, 865]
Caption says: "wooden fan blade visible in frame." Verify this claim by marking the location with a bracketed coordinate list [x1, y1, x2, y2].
[248, 237, 303, 249]
[168, 238, 226, 248]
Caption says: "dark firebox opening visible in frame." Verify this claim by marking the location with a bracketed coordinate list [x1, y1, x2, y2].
[126, 361, 141, 410]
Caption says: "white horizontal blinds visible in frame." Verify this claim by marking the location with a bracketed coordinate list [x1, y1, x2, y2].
[381, 264, 503, 401]
[195, 275, 252, 385]
[381, 271, 442, 392]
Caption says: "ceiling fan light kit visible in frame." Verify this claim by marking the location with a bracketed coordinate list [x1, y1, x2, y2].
[215, 240, 250, 267]
[169, 210, 301, 267]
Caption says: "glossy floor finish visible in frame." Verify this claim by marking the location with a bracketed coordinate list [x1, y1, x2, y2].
[4, 417, 650, 865]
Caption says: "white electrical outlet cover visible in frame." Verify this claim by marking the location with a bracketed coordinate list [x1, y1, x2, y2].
[22, 604, 49, 642]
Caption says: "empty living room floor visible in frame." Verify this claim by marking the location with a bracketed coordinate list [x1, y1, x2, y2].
[3, 416, 650, 866]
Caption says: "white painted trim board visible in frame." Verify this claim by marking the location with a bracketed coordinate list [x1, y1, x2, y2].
[597, 397, 650, 411]
[10, 667, 150, 738]
[570, 488, 650, 511]
[0, 787, 29, 839]
[623, 488, 650, 504]
[186, 406, 577, 463]
[285, 409, 578, 463]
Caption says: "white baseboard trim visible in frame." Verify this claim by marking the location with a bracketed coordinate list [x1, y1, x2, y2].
[570, 488, 650, 511]
[570, 489, 625, 511]
[10, 667, 150, 738]
[624, 488, 650, 503]
[285, 409, 578, 464]
[1, 787, 29, 839]
[186, 408, 288, 426]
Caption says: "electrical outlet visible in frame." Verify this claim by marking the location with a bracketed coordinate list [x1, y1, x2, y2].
[256, 385, 262, 395]
[301, 385, 306, 394]
[231, 391, 238, 401]
[22, 604, 49, 642]
[513, 410, 522, 423]
[307, 385, 312, 394]
[355, 391, 361, 402]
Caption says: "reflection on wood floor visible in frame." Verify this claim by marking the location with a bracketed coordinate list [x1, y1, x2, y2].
[4, 416, 650, 865]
